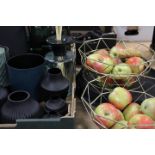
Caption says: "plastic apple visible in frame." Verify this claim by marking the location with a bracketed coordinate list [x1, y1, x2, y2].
[93, 55, 114, 74]
[111, 120, 128, 129]
[99, 76, 114, 86]
[141, 98, 155, 120]
[113, 57, 122, 65]
[94, 49, 109, 56]
[110, 45, 141, 58]
[128, 114, 155, 129]
[123, 103, 142, 121]
[110, 45, 125, 58]
[108, 87, 132, 110]
[94, 103, 124, 128]
[116, 108, 125, 120]
[122, 77, 137, 87]
[126, 56, 145, 74]
[112, 63, 132, 80]
[114, 77, 136, 88]
[86, 53, 100, 68]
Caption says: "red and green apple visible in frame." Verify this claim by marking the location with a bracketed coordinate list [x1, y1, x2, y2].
[93, 55, 114, 74]
[128, 114, 155, 129]
[112, 63, 132, 80]
[86, 53, 100, 68]
[108, 87, 132, 110]
[94, 49, 109, 56]
[94, 103, 124, 128]
[111, 120, 128, 129]
[126, 56, 145, 74]
[123, 103, 142, 121]
[141, 98, 155, 120]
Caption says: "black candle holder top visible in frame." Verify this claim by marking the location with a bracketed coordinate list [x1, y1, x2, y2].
[46, 35, 73, 57]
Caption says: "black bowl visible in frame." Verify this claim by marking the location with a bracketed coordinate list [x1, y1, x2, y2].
[44, 98, 68, 116]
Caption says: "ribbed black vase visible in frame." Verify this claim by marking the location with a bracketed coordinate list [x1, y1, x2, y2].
[40, 68, 69, 101]
[0, 90, 42, 123]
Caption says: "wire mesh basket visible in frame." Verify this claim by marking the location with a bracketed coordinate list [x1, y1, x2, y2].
[81, 74, 155, 129]
[78, 38, 155, 78]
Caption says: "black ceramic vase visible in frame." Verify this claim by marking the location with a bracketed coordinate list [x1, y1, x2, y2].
[0, 87, 8, 108]
[44, 98, 68, 117]
[0, 90, 42, 123]
[40, 68, 69, 101]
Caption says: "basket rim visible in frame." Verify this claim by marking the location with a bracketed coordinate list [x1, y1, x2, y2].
[78, 37, 155, 76]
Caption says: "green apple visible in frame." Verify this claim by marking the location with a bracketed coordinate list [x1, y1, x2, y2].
[123, 103, 141, 121]
[112, 63, 132, 80]
[94, 103, 124, 128]
[128, 114, 155, 129]
[111, 120, 128, 129]
[108, 87, 132, 110]
[141, 98, 155, 120]
[110, 45, 125, 58]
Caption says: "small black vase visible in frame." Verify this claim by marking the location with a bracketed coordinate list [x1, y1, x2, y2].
[0, 90, 42, 123]
[44, 98, 68, 117]
[40, 68, 69, 101]
[0, 87, 8, 108]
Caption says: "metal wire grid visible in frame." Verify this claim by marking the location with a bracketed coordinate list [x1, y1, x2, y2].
[81, 75, 155, 129]
[78, 38, 155, 76]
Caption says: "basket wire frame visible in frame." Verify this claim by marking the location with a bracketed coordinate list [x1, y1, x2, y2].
[79, 38, 155, 128]
[78, 38, 155, 77]
[81, 74, 155, 129]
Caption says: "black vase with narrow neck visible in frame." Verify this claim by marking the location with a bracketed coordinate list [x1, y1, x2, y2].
[40, 68, 69, 101]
